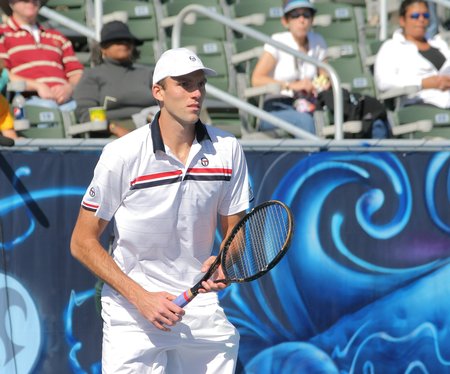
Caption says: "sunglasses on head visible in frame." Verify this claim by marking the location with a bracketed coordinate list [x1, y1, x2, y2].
[287, 10, 313, 20]
[409, 12, 430, 20]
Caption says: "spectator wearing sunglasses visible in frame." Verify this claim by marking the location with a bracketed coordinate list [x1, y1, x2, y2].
[251, 0, 328, 137]
[375, 0, 450, 109]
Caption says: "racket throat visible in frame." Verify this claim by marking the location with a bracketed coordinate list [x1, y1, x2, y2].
[190, 283, 203, 297]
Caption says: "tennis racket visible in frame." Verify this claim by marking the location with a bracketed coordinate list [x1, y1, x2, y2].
[173, 200, 294, 307]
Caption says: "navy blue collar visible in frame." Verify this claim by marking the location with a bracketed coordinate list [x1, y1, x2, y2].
[150, 111, 211, 154]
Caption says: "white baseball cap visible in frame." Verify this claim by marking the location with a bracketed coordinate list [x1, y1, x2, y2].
[283, 0, 316, 15]
[152, 48, 217, 85]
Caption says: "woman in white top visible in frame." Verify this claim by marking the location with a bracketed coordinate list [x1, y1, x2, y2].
[251, 0, 328, 136]
[375, 0, 450, 109]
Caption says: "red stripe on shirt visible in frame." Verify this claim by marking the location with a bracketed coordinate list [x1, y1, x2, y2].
[82, 201, 99, 209]
[130, 170, 183, 186]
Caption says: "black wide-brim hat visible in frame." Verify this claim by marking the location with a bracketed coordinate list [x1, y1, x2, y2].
[100, 20, 143, 47]
[0, 0, 48, 16]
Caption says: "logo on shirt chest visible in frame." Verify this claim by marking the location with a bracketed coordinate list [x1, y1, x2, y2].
[200, 157, 209, 167]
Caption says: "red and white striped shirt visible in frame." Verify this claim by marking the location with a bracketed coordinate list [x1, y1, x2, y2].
[0, 16, 84, 87]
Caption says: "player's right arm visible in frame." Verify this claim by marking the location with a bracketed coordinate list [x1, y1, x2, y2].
[70, 208, 184, 331]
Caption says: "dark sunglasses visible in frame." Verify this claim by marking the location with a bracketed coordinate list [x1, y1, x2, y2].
[287, 10, 313, 20]
[409, 12, 430, 20]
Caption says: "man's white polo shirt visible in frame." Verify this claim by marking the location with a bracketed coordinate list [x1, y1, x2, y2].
[81, 113, 250, 307]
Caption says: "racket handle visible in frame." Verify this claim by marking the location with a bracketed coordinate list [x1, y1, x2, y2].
[173, 289, 195, 308]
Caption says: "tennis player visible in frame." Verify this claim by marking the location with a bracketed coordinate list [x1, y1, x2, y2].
[70, 47, 251, 373]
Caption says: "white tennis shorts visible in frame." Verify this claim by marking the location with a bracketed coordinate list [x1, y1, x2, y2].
[101, 298, 239, 373]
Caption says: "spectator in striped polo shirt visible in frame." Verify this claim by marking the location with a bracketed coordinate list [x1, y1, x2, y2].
[0, 0, 84, 111]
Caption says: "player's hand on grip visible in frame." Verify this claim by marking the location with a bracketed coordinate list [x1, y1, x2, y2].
[199, 256, 228, 293]
[136, 290, 185, 332]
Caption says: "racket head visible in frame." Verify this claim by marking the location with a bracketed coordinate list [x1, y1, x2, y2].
[220, 200, 294, 283]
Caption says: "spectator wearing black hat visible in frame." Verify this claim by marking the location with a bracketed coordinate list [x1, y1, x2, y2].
[73, 21, 157, 137]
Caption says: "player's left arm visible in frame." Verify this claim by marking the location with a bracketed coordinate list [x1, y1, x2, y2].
[220, 211, 247, 243]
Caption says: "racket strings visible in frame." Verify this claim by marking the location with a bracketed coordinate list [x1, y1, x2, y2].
[224, 204, 291, 281]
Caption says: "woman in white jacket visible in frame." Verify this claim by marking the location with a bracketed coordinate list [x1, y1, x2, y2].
[375, 0, 450, 109]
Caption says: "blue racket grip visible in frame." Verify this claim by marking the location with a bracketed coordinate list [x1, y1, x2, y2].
[173, 289, 194, 308]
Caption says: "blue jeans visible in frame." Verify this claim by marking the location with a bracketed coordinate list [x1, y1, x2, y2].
[260, 99, 316, 135]
[25, 96, 77, 112]
[371, 119, 390, 139]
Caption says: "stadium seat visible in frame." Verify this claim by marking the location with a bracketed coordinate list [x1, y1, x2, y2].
[18, 106, 67, 139]
[17, 106, 109, 139]
[46, 0, 85, 24]
[160, 0, 228, 42]
[326, 40, 377, 97]
[371, 86, 436, 138]
[314, 2, 361, 43]
[392, 104, 449, 139]
[229, 0, 284, 37]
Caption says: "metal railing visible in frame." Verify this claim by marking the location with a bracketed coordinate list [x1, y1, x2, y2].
[171, 4, 344, 140]
[5, 138, 450, 152]
[38, 0, 103, 41]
